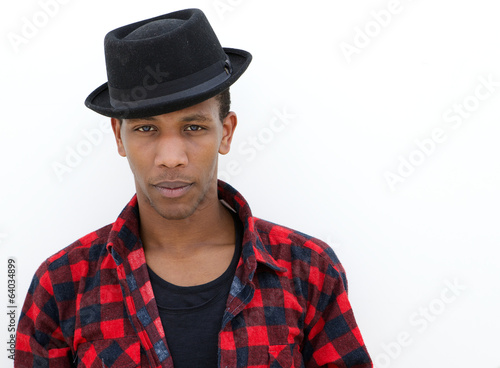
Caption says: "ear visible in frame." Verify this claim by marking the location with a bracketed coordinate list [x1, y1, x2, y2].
[219, 112, 237, 155]
[111, 118, 127, 157]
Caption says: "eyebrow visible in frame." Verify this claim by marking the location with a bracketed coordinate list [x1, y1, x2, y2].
[126, 113, 212, 124]
[179, 113, 212, 123]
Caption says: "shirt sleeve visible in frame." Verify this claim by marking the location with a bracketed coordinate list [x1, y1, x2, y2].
[302, 249, 372, 368]
[15, 260, 74, 368]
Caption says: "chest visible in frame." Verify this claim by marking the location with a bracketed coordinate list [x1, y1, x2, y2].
[70, 261, 306, 367]
[219, 279, 306, 368]
[145, 243, 236, 287]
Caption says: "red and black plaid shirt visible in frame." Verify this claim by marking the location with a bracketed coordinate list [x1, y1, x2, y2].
[15, 181, 372, 367]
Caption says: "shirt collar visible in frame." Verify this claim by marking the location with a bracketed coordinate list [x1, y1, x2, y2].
[106, 180, 286, 278]
[217, 180, 287, 279]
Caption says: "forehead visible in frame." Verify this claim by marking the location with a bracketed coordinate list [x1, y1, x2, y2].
[125, 97, 219, 123]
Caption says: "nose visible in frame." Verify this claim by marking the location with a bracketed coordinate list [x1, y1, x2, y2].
[153, 134, 188, 168]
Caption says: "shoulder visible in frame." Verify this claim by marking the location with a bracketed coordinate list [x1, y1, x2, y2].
[47, 223, 113, 265]
[34, 223, 115, 287]
[251, 217, 345, 276]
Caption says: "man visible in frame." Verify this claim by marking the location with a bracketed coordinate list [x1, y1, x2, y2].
[15, 8, 372, 368]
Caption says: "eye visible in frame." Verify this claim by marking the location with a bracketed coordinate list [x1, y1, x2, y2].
[136, 125, 156, 132]
[185, 125, 204, 131]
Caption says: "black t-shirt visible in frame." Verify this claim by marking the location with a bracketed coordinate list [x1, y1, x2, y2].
[147, 213, 242, 368]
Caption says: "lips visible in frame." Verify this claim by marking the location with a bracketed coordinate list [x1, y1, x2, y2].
[152, 181, 193, 198]
[155, 181, 191, 189]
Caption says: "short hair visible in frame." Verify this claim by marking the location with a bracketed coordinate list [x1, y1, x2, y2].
[117, 88, 231, 124]
[215, 88, 231, 122]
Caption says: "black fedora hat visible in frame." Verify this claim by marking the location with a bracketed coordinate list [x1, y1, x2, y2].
[85, 8, 252, 119]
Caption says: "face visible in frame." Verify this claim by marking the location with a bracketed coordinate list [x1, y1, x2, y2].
[111, 97, 237, 221]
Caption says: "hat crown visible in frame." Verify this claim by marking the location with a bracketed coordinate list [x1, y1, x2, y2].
[104, 9, 226, 90]
[124, 19, 183, 40]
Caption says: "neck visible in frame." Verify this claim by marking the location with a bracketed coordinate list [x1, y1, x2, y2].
[138, 193, 235, 258]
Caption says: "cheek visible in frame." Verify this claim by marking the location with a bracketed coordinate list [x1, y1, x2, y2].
[189, 136, 220, 161]
[123, 143, 152, 177]
[125, 154, 140, 180]
[204, 142, 221, 168]
[187, 143, 218, 181]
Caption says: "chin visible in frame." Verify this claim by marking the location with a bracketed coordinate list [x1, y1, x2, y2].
[147, 197, 197, 221]
[157, 207, 197, 221]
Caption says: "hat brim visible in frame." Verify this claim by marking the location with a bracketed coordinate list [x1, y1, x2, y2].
[84, 48, 251, 119]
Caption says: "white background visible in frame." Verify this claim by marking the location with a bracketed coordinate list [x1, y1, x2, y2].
[1, 0, 499, 367]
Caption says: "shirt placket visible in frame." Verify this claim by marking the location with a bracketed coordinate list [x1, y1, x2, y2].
[111, 244, 174, 368]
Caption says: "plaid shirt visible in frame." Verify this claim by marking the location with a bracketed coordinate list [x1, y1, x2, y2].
[15, 181, 372, 368]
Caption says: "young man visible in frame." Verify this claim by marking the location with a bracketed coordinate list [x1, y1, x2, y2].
[15, 8, 372, 368]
